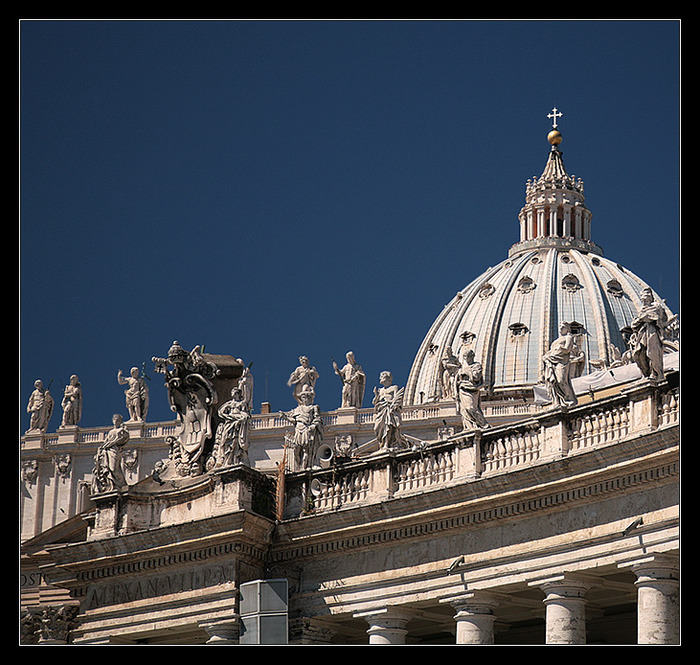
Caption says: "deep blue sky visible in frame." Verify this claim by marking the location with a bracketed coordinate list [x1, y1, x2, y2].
[20, 19, 680, 429]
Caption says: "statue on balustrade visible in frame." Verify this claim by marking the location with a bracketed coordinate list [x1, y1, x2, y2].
[117, 366, 150, 422]
[91, 413, 130, 493]
[280, 385, 324, 470]
[332, 351, 366, 408]
[152, 341, 220, 477]
[60, 375, 82, 428]
[372, 371, 406, 451]
[26, 379, 54, 433]
[440, 347, 460, 400]
[454, 349, 490, 431]
[211, 386, 252, 468]
[287, 355, 319, 405]
[541, 323, 579, 409]
[630, 288, 668, 382]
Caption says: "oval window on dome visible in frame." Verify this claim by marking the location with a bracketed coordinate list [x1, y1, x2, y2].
[606, 279, 625, 298]
[478, 283, 495, 299]
[508, 322, 529, 337]
[562, 273, 582, 292]
[517, 276, 536, 293]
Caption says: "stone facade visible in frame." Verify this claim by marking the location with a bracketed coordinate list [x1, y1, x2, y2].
[20, 113, 680, 645]
[21, 374, 679, 644]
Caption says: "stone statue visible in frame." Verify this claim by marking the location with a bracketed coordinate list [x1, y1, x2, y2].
[152, 341, 219, 477]
[372, 371, 406, 451]
[332, 351, 366, 408]
[91, 413, 130, 493]
[454, 349, 490, 431]
[630, 288, 668, 382]
[117, 366, 149, 422]
[212, 387, 251, 467]
[60, 375, 82, 428]
[287, 356, 319, 405]
[280, 385, 324, 470]
[541, 323, 578, 408]
[440, 347, 460, 399]
[238, 363, 254, 411]
[26, 379, 54, 433]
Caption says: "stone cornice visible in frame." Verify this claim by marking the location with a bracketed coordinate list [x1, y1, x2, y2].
[39, 510, 274, 592]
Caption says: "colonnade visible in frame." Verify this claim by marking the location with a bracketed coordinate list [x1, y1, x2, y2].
[352, 553, 679, 645]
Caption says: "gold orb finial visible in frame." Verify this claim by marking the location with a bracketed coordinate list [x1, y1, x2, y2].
[548, 129, 562, 146]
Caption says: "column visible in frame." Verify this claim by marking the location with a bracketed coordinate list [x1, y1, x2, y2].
[532, 575, 591, 644]
[441, 591, 503, 644]
[354, 608, 412, 644]
[621, 554, 679, 644]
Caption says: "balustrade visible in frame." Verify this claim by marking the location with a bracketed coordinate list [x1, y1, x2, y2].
[284, 381, 679, 518]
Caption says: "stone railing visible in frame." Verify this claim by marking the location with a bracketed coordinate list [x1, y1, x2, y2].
[281, 379, 679, 519]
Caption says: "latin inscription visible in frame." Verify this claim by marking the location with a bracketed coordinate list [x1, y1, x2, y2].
[85, 563, 236, 610]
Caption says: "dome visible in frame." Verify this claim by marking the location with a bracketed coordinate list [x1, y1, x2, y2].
[405, 116, 676, 405]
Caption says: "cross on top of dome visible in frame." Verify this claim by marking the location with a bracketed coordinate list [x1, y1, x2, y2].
[547, 107, 562, 129]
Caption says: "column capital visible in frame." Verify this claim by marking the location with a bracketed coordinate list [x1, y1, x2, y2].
[618, 552, 679, 578]
[440, 590, 505, 645]
[529, 573, 593, 597]
[353, 608, 414, 645]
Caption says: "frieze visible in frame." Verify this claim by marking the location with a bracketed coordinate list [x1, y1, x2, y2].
[85, 562, 237, 610]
